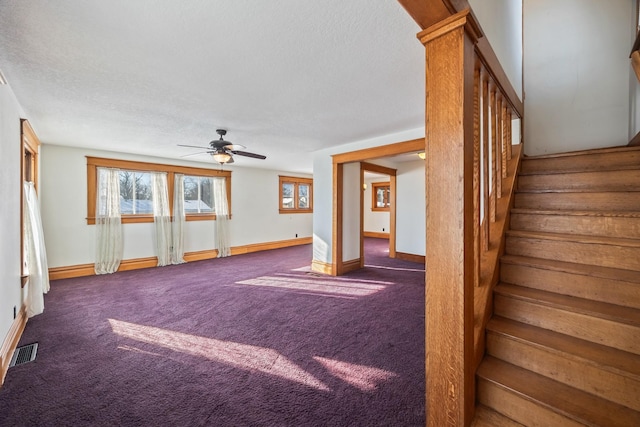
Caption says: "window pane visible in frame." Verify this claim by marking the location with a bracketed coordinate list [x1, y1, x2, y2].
[184, 176, 215, 214]
[183, 176, 199, 213]
[134, 172, 153, 214]
[119, 171, 135, 214]
[199, 177, 214, 213]
[282, 183, 294, 208]
[298, 184, 309, 209]
[376, 188, 386, 208]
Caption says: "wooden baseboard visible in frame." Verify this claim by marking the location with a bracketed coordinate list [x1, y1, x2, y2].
[395, 251, 426, 264]
[1, 305, 27, 385]
[311, 259, 333, 275]
[629, 130, 640, 147]
[49, 237, 313, 280]
[363, 231, 390, 239]
[49, 257, 158, 281]
[342, 258, 362, 274]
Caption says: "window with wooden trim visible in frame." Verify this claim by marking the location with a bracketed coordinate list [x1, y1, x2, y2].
[279, 175, 313, 213]
[87, 157, 231, 224]
[371, 182, 391, 211]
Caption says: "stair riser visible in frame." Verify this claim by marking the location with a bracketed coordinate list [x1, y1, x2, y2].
[515, 192, 640, 212]
[510, 212, 640, 239]
[487, 332, 640, 411]
[506, 236, 640, 271]
[518, 170, 640, 193]
[494, 295, 640, 355]
[500, 263, 640, 309]
[521, 150, 640, 175]
[477, 379, 584, 427]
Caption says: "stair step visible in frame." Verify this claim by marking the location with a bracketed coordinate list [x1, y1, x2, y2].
[471, 405, 525, 427]
[514, 191, 640, 212]
[487, 316, 640, 411]
[505, 230, 640, 271]
[521, 146, 640, 175]
[500, 255, 640, 309]
[510, 208, 640, 239]
[494, 283, 640, 355]
[518, 169, 640, 192]
[477, 356, 640, 427]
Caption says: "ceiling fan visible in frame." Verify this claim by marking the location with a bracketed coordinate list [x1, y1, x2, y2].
[178, 129, 266, 164]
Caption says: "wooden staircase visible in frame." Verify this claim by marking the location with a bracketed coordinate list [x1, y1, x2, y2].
[475, 146, 640, 426]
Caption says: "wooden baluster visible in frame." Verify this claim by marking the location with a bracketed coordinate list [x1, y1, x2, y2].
[490, 84, 498, 222]
[507, 109, 513, 161]
[498, 97, 506, 179]
[482, 70, 490, 250]
[501, 102, 508, 177]
[473, 61, 481, 283]
[493, 87, 502, 199]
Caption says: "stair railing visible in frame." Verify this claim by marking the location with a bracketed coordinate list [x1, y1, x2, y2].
[471, 38, 524, 371]
[400, 3, 525, 424]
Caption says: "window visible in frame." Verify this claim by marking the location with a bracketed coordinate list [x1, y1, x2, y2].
[183, 175, 215, 214]
[371, 182, 390, 211]
[118, 170, 153, 215]
[87, 157, 231, 224]
[279, 175, 313, 213]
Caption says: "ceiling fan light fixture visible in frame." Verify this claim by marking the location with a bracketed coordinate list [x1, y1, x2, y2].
[212, 150, 232, 164]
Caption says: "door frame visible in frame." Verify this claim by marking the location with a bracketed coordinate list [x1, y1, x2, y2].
[331, 137, 424, 275]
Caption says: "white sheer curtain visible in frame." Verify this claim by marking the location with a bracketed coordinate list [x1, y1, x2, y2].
[213, 177, 230, 257]
[171, 173, 186, 264]
[23, 181, 50, 318]
[95, 167, 123, 274]
[152, 172, 172, 266]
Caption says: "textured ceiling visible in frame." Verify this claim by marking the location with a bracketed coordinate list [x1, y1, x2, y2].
[0, 0, 424, 173]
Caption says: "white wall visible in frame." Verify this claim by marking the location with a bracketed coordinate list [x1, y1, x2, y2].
[0, 85, 24, 346]
[363, 177, 390, 234]
[396, 159, 425, 256]
[342, 162, 361, 262]
[523, 0, 633, 155]
[40, 144, 312, 268]
[469, 0, 524, 100]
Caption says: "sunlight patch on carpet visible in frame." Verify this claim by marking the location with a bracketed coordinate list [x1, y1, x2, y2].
[314, 356, 398, 392]
[235, 276, 386, 297]
[109, 319, 330, 392]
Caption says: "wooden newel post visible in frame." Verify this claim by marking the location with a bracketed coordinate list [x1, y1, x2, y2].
[419, 9, 481, 427]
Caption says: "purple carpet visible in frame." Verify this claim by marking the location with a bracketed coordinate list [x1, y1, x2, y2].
[0, 238, 425, 426]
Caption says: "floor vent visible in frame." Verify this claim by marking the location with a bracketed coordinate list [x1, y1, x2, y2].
[9, 343, 38, 367]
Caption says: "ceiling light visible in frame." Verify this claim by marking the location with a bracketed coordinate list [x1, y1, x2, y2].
[212, 150, 231, 164]
[417, 152, 426, 160]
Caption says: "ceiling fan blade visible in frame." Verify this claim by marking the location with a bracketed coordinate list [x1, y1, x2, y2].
[231, 150, 266, 160]
[180, 151, 211, 158]
[178, 144, 211, 150]
[226, 156, 235, 164]
[210, 141, 246, 151]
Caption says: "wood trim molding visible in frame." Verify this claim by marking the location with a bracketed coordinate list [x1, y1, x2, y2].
[332, 138, 424, 164]
[49, 237, 313, 280]
[311, 259, 333, 275]
[342, 258, 362, 274]
[397, 0, 470, 30]
[1, 305, 27, 385]
[630, 130, 640, 147]
[363, 231, 389, 239]
[360, 162, 397, 176]
[395, 251, 425, 264]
